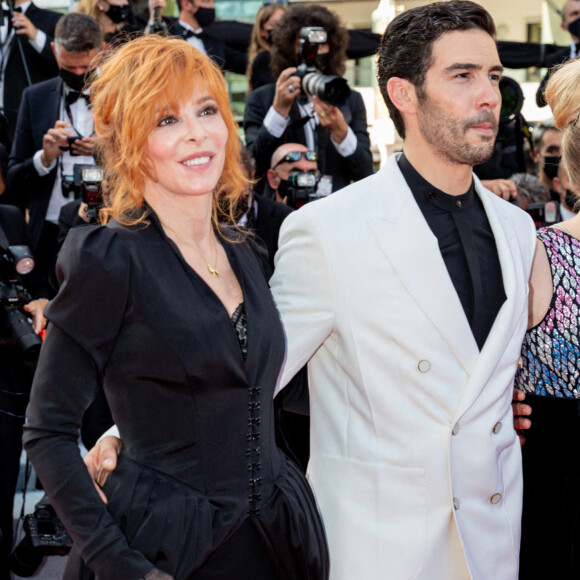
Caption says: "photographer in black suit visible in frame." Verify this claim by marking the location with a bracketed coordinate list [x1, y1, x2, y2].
[0, 205, 47, 580]
[167, 0, 246, 74]
[7, 13, 103, 295]
[0, 0, 60, 143]
[243, 3, 373, 196]
[537, 0, 580, 107]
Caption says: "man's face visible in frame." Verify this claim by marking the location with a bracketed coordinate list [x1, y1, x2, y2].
[562, 1, 580, 35]
[414, 29, 502, 168]
[274, 154, 318, 181]
[53, 46, 99, 75]
[533, 128, 562, 182]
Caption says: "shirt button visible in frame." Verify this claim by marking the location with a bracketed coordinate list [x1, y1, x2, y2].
[456, 200, 463, 208]
[418, 360, 431, 373]
[490, 493, 502, 505]
[428, 192, 436, 199]
[453, 497, 460, 510]
[492, 422, 502, 435]
[452, 422, 461, 436]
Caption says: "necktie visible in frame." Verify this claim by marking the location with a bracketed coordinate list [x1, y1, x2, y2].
[65, 91, 90, 107]
[183, 28, 201, 39]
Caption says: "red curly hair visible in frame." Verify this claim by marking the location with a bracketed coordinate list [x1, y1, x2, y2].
[90, 35, 246, 228]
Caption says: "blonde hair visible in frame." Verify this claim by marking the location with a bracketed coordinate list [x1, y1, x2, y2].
[246, 3, 287, 90]
[545, 58, 580, 190]
[90, 35, 246, 229]
[76, 0, 101, 21]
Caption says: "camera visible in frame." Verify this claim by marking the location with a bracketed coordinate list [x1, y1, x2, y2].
[295, 27, 350, 107]
[284, 170, 320, 209]
[61, 164, 105, 220]
[59, 135, 81, 156]
[9, 496, 72, 577]
[0, 237, 42, 367]
[526, 201, 560, 228]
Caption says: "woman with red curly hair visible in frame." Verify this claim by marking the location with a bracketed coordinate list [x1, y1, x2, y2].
[22, 36, 329, 580]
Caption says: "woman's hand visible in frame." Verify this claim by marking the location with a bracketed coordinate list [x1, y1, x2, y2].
[512, 388, 531, 446]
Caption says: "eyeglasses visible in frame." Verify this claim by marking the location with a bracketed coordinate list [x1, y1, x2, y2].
[273, 150, 318, 169]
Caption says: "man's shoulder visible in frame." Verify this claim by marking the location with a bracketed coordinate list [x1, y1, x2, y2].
[22, 76, 61, 101]
[254, 193, 293, 219]
[247, 82, 276, 105]
[27, 2, 61, 26]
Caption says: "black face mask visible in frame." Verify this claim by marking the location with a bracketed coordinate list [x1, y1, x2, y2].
[314, 53, 329, 73]
[568, 16, 580, 38]
[195, 7, 215, 28]
[105, 3, 130, 24]
[565, 189, 577, 210]
[543, 155, 561, 180]
[60, 68, 88, 92]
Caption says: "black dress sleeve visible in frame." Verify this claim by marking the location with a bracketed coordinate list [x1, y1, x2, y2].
[22, 225, 157, 580]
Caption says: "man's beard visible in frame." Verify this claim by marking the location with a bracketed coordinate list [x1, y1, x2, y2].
[417, 92, 498, 167]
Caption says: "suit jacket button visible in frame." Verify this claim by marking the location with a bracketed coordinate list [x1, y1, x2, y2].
[492, 421, 502, 434]
[453, 497, 460, 510]
[418, 360, 431, 373]
[452, 422, 461, 436]
[490, 493, 502, 505]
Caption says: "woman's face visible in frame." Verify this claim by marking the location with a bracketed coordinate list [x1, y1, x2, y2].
[260, 8, 285, 42]
[145, 87, 228, 204]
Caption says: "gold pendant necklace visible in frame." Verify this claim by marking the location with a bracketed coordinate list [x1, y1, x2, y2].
[160, 221, 221, 278]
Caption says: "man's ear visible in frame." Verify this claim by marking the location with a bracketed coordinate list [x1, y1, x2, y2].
[266, 168, 280, 191]
[386, 77, 418, 116]
[530, 148, 539, 164]
[50, 41, 57, 61]
[552, 176, 562, 193]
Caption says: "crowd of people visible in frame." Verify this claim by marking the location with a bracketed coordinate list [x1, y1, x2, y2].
[1, 0, 580, 578]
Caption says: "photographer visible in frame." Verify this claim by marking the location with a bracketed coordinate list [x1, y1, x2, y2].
[0, 205, 47, 580]
[6, 13, 103, 295]
[243, 3, 373, 195]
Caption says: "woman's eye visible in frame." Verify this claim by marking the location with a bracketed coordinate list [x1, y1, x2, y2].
[158, 115, 177, 127]
[200, 105, 218, 117]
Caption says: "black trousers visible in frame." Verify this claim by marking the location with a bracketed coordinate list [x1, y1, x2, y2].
[519, 393, 580, 579]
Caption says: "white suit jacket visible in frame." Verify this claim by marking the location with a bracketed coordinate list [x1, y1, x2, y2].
[270, 155, 536, 580]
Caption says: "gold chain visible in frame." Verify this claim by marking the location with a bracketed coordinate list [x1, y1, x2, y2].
[160, 221, 221, 278]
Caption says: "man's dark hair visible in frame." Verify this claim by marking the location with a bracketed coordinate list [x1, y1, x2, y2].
[54, 13, 102, 54]
[270, 4, 348, 77]
[377, 0, 496, 138]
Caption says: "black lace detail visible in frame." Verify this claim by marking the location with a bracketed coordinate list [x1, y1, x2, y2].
[246, 384, 262, 517]
[231, 302, 248, 361]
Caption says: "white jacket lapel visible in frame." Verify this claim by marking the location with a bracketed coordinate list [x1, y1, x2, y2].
[366, 156, 479, 375]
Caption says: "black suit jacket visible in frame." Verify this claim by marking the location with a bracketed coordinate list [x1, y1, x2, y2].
[536, 45, 571, 107]
[168, 21, 247, 74]
[7, 76, 62, 250]
[3, 2, 60, 142]
[243, 83, 373, 193]
[250, 193, 292, 270]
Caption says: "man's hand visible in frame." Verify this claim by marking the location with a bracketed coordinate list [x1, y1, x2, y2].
[84, 435, 122, 504]
[23, 299, 49, 334]
[312, 95, 349, 144]
[41, 121, 73, 167]
[12, 11, 38, 41]
[512, 388, 531, 446]
[481, 179, 517, 201]
[71, 136, 97, 157]
[272, 67, 301, 119]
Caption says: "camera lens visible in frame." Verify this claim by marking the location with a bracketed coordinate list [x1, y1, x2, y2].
[302, 72, 350, 107]
[8, 535, 44, 577]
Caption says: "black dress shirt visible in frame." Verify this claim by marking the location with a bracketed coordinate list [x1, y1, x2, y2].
[398, 153, 506, 350]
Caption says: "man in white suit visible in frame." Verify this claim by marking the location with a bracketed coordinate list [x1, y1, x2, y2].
[86, 2, 535, 578]
[271, 1, 535, 578]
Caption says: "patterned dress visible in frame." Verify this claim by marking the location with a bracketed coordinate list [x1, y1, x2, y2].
[515, 225, 580, 580]
[517, 227, 580, 398]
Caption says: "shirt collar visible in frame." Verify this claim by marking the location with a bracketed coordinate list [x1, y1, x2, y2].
[398, 152, 475, 212]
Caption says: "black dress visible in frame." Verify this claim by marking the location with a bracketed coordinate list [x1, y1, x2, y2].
[22, 213, 329, 580]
